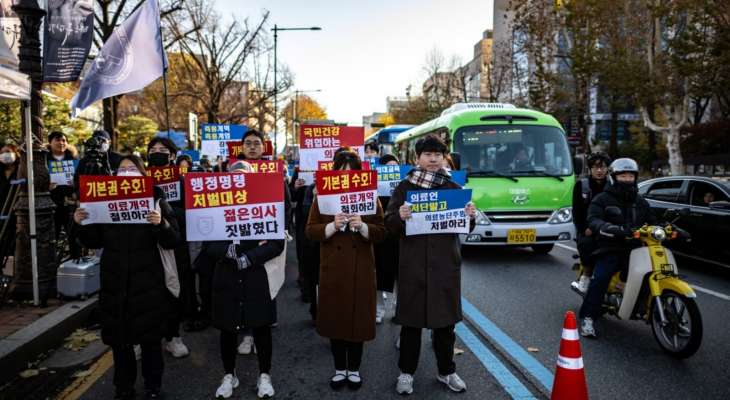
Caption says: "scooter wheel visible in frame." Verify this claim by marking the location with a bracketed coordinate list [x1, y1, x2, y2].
[650, 291, 702, 359]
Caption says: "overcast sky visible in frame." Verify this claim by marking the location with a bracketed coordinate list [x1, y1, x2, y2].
[218, 0, 494, 126]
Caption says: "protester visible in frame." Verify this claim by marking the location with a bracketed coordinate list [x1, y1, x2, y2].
[208, 160, 284, 399]
[76, 130, 123, 176]
[175, 154, 193, 172]
[385, 134, 476, 395]
[374, 154, 400, 324]
[305, 149, 386, 391]
[46, 131, 80, 260]
[146, 137, 191, 358]
[73, 155, 180, 399]
[364, 142, 379, 161]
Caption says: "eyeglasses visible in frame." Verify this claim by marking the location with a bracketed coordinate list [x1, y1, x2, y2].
[591, 166, 608, 171]
[244, 141, 263, 147]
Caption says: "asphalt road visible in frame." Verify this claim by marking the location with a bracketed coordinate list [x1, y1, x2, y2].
[48, 241, 730, 400]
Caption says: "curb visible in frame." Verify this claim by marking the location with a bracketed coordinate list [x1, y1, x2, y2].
[0, 296, 98, 383]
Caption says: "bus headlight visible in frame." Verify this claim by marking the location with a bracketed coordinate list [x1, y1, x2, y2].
[475, 210, 491, 225]
[548, 207, 572, 224]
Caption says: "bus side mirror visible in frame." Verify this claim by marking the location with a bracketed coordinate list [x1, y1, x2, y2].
[450, 153, 462, 171]
[573, 155, 584, 176]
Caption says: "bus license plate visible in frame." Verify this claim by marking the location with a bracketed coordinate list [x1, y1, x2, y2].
[507, 229, 536, 244]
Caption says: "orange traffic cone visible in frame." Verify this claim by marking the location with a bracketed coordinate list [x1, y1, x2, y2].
[550, 311, 589, 400]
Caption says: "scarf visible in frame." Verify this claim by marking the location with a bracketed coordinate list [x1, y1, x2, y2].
[407, 167, 451, 189]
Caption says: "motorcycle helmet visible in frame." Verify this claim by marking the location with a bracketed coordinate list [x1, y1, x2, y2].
[608, 158, 640, 201]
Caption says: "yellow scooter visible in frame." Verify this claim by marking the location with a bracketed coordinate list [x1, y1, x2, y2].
[574, 219, 702, 359]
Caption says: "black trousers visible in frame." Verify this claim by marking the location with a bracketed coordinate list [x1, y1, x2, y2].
[398, 325, 456, 376]
[165, 292, 183, 340]
[112, 342, 163, 390]
[220, 327, 272, 374]
[330, 339, 363, 371]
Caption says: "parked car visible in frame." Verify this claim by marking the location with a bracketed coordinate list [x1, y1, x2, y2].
[638, 176, 730, 268]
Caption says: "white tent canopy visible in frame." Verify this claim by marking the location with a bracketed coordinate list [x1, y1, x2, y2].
[0, 66, 30, 100]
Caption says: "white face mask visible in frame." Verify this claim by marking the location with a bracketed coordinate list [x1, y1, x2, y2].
[0, 152, 16, 164]
[100, 142, 110, 152]
[117, 170, 142, 177]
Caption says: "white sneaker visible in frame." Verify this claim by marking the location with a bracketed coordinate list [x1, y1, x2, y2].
[165, 337, 190, 358]
[396, 373, 414, 395]
[571, 276, 591, 295]
[133, 344, 141, 361]
[437, 373, 466, 392]
[257, 373, 275, 398]
[238, 335, 255, 355]
[376, 291, 386, 324]
[580, 317, 597, 338]
[215, 374, 239, 398]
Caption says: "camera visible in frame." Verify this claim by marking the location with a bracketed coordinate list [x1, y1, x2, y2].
[78, 135, 111, 177]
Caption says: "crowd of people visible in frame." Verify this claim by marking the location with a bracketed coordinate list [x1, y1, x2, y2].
[0, 131, 477, 399]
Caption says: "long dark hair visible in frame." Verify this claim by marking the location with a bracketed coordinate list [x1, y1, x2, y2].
[332, 150, 362, 171]
[119, 154, 148, 176]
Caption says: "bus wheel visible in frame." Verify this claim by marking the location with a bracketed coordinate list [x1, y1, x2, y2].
[531, 244, 554, 254]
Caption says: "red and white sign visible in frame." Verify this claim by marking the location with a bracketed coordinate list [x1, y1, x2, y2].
[149, 166, 181, 202]
[315, 170, 378, 216]
[79, 176, 154, 225]
[184, 172, 285, 241]
[299, 125, 364, 170]
[317, 160, 371, 171]
[246, 160, 285, 174]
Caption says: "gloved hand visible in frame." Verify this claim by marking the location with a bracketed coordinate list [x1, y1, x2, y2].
[600, 224, 632, 239]
[226, 243, 250, 271]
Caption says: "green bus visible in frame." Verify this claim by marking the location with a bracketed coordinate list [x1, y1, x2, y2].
[395, 103, 576, 253]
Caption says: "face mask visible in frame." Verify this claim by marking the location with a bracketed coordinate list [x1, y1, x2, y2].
[614, 181, 638, 202]
[148, 152, 171, 167]
[0, 152, 15, 164]
[117, 170, 142, 177]
[100, 143, 110, 152]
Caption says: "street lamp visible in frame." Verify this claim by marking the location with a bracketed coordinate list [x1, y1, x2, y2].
[272, 25, 321, 154]
[292, 89, 322, 144]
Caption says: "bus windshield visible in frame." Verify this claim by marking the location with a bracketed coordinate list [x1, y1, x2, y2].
[454, 125, 572, 177]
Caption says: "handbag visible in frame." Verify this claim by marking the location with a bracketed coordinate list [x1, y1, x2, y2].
[156, 200, 180, 298]
[263, 231, 291, 300]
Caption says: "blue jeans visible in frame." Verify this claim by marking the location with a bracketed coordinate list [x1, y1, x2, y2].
[579, 253, 627, 320]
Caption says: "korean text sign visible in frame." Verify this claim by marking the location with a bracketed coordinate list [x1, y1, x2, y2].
[184, 172, 285, 241]
[79, 176, 154, 225]
[47, 159, 79, 186]
[200, 124, 246, 160]
[405, 189, 472, 236]
[149, 166, 181, 202]
[315, 170, 378, 216]
[376, 164, 412, 197]
[246, 160, 285, 174]
[299, 125, 364, 170]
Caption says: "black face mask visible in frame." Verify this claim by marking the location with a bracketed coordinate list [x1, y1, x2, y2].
[148, 152, 171, 167]
[614, 181, 638, 202]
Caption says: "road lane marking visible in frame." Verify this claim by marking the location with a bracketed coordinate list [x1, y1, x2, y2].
[455, 323, 537, 400]
[461, 297, 554, 392]
[57, 350, 113, 400]
[555, 242, 730, 302]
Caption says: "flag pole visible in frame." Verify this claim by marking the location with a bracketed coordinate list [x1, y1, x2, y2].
[157, 2, 171, 136]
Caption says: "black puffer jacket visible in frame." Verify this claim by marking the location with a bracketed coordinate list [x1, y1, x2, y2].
[587, 184, 656, 256]
[76, 187, 180, 346]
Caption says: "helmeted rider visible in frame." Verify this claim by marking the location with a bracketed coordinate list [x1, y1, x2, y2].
[571, 152, 611, 294]
[579, 158, 656, 338]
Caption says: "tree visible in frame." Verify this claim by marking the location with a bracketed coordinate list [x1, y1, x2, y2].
[0, 101, 22, 145]
[421, 48, 467, 115]
[43, 93, 92, 147]
[281, 94, 327, 143]
[117, 115, 158, 154]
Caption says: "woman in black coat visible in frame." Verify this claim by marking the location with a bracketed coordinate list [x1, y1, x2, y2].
[374, 154, 400, 323]
[74, 155, 180, 400]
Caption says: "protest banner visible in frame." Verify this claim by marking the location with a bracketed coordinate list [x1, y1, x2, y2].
[450, 170, 467, 186]
[149, 166, 181, 202]
[317, 160, 370, 171]
[184, 172, 285, 241]
[405, 189, 472, 236]
[376, 164, 412, 197]
[42, 0, 94, 82]
[79, 175, 154, 225]
[315, 170, 378, 215]
[246, 160, 285, 174]
[47, 159, 78, 186]
[299, 125, 364, 170]
[200, 124, 246, 161]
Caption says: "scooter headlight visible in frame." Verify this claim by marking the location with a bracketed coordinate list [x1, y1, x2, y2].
[651, 227, 667, 241]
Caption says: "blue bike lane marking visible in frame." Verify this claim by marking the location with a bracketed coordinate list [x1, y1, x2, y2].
[455, 323, 538, 399]
[460, 296, 555, 392]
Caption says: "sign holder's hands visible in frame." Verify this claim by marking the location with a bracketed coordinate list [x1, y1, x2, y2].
[465, 202, 477, 220]
[399, 202, 412, 221]
[226, 242, 250, 270]
[146, 209, 162, 225]
[73, 208, 88, 224]
[334, 213, 349, 230]
[349, 214, 363, 232]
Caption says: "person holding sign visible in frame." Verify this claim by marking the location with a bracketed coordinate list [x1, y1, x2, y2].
[46, 131, 80, 259]
[305, 150, 386, 391]
[73, 155, 181, 400]
[374, 154, 401, 324]
[146, 137, 193, 359]
[384, 135, 476, 395]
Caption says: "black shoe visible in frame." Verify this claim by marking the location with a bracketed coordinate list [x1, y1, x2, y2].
[145, 386, 162, 399]
[346, 373, 362, 390]
[330, 373, 347, 390]
[114, 387, 135, 399]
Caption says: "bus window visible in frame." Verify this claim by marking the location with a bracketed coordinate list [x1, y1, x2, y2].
[454, 125, 572, 177]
